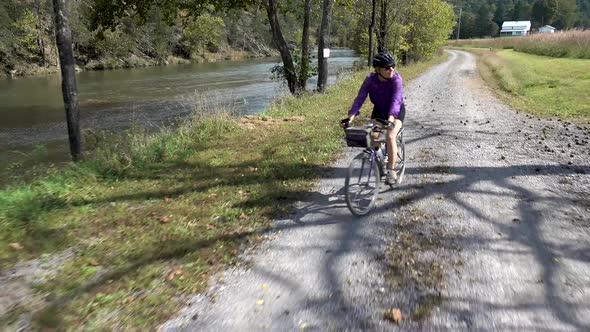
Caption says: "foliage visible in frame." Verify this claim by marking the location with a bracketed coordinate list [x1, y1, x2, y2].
[532, 0, 559, 26]
[270, 47, 317, 83]
[179, 14, 226, 56]
[13, 8, 40, 60]
[406, 0, 456, 61]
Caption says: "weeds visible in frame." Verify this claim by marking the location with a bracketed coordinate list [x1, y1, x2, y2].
[449, 30, 590, 59]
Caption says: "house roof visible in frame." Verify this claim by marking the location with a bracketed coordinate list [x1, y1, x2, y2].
[501, 21, 531, 31]
[541, 25, 556, 29]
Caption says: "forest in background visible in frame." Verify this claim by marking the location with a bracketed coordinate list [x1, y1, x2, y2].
[3, 0, 588, 78]
[449, 0, 590, 39]
[0, 0, 456, 78]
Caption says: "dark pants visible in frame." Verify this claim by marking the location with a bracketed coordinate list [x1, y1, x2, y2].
[371, 103, 406, 122]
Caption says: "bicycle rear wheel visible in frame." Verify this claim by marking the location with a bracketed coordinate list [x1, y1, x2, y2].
[345, 152, 381, 216]
[395, 130, 406, 183]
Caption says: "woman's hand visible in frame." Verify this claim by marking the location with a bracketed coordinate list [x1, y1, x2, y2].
[340, 114, 355, 128]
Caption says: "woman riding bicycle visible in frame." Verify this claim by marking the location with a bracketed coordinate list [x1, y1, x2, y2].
[341, 52, 405, 185]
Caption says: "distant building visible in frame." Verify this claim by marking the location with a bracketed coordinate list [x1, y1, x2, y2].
[539, 25, 556, 33]
[500, 21, 531, 36]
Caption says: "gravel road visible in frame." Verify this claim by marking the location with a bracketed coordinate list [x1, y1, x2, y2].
[161, 50, 590, 331]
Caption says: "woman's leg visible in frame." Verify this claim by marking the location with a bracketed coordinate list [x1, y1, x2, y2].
[386, 119, 403, 170]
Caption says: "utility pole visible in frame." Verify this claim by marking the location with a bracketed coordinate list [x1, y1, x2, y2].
[456, 6, 462, 40]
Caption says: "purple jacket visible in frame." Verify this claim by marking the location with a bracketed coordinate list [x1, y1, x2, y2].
[348, 72, 404, 119]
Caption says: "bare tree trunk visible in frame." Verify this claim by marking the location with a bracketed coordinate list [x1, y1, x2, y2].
[52, 0, 83, 161]
[263, 0, 298, 94]
[317, 0, 334, 92]
[298, 0, 312, 91]
[377, 0, 388, 53]
[368, 0, 377, 66]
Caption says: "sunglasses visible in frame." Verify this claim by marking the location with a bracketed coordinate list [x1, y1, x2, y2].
[382, 65, 395, 70]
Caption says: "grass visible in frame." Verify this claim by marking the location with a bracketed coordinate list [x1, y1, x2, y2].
[0, 52, 449, 330]
[473, 49, 590, 122]
[448, 29, 590, 59]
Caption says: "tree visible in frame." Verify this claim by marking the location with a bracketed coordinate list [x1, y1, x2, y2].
[368, 0, 376, 66]
[298, 0, 312, 90]
[494, 0, 514, 28]
[476, 1, 498, 37]
[52, 0, 83, 161]
[554, 0, 577, 29]
[317, 0, 334, 92]
[377, 0, 389, 52]
[532, 0, 559, 26]
[405, 0, 455, 61]
[512, 0, 533, 20]
[262, 0, 298, 94]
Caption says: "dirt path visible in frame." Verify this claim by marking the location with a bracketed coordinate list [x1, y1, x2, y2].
[161, 50, 590, 331]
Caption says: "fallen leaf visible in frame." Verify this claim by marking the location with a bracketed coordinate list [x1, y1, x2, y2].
[384, 307, 403, 323]
[160, 216, 172, 224]
[262, 283, 267, 290]
[210, 193, 218, 198]
[164, 197, 172, 203]
[8, 243, 24, 250]
[299, 323, 307, 329]
[239, 213, 248, 219]
[301, 157, 307, 163]
[167, 268, 183, 281]
[87, 258, 100, 266]
[256, 299, 264, 305]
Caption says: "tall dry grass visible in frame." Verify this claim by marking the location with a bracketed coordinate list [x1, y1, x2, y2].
[449, 29, 590, 59]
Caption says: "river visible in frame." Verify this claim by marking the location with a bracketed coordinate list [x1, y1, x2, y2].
[0, 49, 358, 183]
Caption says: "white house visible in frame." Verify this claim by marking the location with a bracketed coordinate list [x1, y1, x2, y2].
[500, 21, 531, 36]
[539, 25, 556, 33]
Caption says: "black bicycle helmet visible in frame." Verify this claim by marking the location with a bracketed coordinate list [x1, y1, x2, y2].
[372, 52, 396, 68]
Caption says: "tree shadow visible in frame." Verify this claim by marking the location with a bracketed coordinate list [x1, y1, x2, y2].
[373, 163, 590, 330]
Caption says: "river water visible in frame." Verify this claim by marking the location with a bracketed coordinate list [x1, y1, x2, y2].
[0, 49, 358, 182]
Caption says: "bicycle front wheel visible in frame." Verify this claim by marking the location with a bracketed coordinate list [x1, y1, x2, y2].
[345, 152, 381, 216]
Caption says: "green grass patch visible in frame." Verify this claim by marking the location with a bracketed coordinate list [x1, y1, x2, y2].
[474, 49, 590, 122]
[0, 52, 448, 330]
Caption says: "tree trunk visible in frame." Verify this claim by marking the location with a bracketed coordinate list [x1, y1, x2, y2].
[298, 0, 312, 91]
[263, 0, 298, 94]
[34, 0, 46, 67]
[377, 0, 388, 53]
[367, 0, 377, 66]
[317, 0, 334, 92]
[52, 0, 83, 161]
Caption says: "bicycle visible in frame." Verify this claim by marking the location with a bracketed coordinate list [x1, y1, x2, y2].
[342, 119, 406, 216]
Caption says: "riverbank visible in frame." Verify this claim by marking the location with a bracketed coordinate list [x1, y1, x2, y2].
[3, 47, 276, 78]
[0, 52, 448, 330]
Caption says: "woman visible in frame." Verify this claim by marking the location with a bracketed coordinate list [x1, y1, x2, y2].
[341, 52, 406, 185]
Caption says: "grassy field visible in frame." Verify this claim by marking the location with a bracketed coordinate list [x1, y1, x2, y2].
[449, 30, 590, 59]
[473, 48, 590, 122]
[0, 52, 449, 330]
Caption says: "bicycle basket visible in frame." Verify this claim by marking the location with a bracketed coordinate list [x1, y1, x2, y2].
[345, 127, 371, 148]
